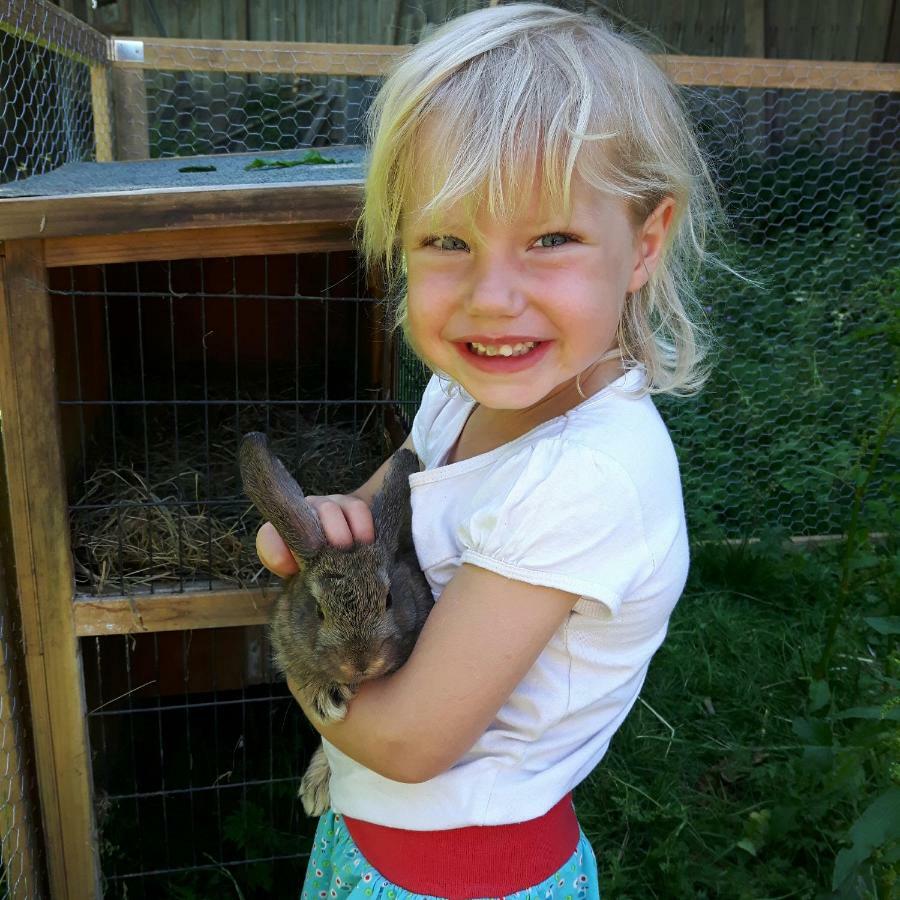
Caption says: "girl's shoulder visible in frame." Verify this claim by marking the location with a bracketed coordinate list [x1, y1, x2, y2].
[555, 370, 680, 486]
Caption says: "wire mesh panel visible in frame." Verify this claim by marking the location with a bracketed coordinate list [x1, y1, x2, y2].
[46, 250, 402, 895]
[83, 629, 315, 897]
[49, 252, 397, 597]
[145, 70, 381, 157]
[0, 0, 111, 183]
[671, 80, 897, 539]
[108, 39, 402, 160]
[396, 75, 899, 541]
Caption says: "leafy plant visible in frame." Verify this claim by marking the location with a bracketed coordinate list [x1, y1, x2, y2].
[244, 149, 340, 169]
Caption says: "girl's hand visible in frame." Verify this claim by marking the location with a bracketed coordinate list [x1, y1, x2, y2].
[255, 494, 375, 576]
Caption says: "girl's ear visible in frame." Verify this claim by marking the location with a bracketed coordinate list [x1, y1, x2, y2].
[239, 432, 325, 562]
[627, 195, 676, 294]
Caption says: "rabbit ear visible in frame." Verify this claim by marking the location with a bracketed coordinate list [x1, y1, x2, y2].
[239, 432, 325, 562]
[372, 448, 419, 558]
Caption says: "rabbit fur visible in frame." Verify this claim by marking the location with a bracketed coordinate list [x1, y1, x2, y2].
[239, 432, 433, 814]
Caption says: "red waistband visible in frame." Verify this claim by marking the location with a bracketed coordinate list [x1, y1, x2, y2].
[342, 793, 579, 899]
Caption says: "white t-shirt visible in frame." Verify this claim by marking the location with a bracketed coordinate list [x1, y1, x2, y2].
[323, 367, 689, 829]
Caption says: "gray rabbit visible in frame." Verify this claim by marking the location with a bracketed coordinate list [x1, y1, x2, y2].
[239, 432, 434, 814]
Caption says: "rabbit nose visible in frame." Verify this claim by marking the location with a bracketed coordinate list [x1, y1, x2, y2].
[337, 657, 387, 682]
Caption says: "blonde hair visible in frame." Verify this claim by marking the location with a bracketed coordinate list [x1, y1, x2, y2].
[360, 2, 731, 396]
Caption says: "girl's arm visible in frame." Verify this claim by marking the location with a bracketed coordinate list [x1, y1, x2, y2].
[288, 562, 579, 783]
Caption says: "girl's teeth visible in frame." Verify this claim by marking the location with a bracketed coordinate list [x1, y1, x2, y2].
[469, 341, 537, 357]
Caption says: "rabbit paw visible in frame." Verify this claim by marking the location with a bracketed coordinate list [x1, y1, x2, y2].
[299, 745, 331, 817]
[311, 682, 355, 723]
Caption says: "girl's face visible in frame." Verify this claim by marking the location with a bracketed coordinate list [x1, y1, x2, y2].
[401, 171, 666, 412]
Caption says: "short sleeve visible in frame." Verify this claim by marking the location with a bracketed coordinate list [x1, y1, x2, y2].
[457, 439, 654, 615]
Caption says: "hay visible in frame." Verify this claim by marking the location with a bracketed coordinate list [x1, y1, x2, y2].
[71, 409, 391, 596]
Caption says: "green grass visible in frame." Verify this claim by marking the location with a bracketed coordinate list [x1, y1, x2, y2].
[576, 536, 898, 899]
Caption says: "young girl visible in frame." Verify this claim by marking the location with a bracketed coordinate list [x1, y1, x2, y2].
[259, 3, 721, 896]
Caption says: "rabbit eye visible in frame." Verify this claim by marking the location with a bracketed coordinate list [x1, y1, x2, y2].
[315, 601, 326, 621]
[385, 592, 393, 610]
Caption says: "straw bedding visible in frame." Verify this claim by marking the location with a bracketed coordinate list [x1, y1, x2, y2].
[70, 403, 391, 595]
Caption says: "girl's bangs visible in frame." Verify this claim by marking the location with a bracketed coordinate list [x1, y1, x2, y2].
[405, 56, 601, 226]
[409, 130, 574, 234]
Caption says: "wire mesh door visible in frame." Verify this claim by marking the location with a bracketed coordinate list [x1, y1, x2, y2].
[48, 249, 402, 896]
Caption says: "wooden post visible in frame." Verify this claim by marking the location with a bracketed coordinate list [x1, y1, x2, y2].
[112, 66, 150, 159]
[89, 64, 114, 162]
[0, 241, 102, 899]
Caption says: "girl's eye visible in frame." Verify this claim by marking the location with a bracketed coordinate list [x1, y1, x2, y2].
[535, 233, 574, 248]
[426, 235, 468, 252]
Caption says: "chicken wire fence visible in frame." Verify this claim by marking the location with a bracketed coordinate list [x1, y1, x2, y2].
[45, 87, 899, 897]
[1, 8, 897, 536]
[139, 60, 382, 158]
[121, 55, 896, 544]
[398, 75, 898, 540]
[0, 0, 110, 184]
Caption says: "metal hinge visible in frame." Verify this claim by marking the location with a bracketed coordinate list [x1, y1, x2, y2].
[113, 40, 144, 63]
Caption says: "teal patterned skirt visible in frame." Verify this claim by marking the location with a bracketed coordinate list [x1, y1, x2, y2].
[301, 809, 600, 900]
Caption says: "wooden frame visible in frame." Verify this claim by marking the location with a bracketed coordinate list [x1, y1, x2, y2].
[0, 556, 45, 900]
[116, 36, 402, 77]
[42, 221, 355, 267]
[0, 181, 361, 243]
[73, 588, 275, 636]
[0, 241, 101, 899]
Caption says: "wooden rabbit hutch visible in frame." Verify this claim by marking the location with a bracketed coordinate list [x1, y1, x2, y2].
[1, 174, 410, 897]
[1, 1, 898, 897]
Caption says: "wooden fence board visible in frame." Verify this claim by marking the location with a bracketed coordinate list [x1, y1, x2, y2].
[43, 221, 355, 267]
[110, 37, 900, 90]
[59, 0, 900, 62]
[0, 181, 362, 241]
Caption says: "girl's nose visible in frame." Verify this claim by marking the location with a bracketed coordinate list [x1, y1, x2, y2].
[465, 256, 527, 318]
